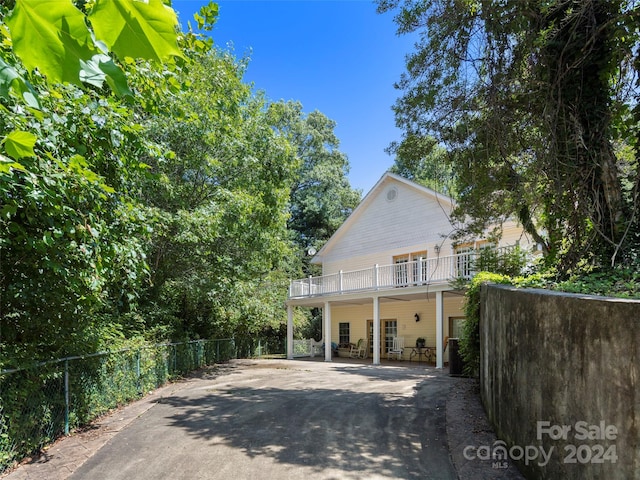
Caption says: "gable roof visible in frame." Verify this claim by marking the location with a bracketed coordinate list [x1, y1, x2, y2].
[311, 172, 455, 264]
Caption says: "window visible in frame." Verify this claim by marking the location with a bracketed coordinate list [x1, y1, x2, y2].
[477, 241, 496, 251]
[339, 322, 350, 345]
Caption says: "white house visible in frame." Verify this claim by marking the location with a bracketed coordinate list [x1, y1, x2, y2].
[286, 172, 533, 367]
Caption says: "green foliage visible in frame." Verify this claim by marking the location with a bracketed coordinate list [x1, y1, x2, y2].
[474, 245, 530, 278]
[3, 130, 35, 159]
[7, 0, 98, 86]
[551, 267, 640, 299]
[266, 100, 361, 335]
[0, 57, 40, 108]
[389, 134, 457, 196]
[267, 100, 361, 271]
[449, 245, 531, 291]
[4, 0, 181, 96]
[0, 339, 235, 473]
[133, 47, 299, 341]
[0, 0, 358, 369]
[0, 0, 182, 364]
[459, 272, 512, 376]
[0, 82, 154, 362]
[89, 0, 182, 62]
[0, 1, 365, 469]
[378, 0, 640, 271]
[193, 2, 219, 31]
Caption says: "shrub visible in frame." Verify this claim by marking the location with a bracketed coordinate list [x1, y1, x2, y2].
[553, 267, 640, 299]
[459, 272, 513, 376]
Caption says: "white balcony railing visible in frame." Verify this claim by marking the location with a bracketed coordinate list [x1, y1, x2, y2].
[288, 246, 522, 299]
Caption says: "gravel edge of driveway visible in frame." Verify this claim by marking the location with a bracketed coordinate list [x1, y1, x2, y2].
[446, 377, 525, 480]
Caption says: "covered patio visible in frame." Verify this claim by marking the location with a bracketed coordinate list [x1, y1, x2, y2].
[286, 284, 465, 369]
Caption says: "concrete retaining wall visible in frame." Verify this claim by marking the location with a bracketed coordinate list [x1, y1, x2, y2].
[480, 284, 640, 479]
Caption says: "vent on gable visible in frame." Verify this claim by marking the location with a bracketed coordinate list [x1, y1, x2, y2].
[386, 186, 398, 202]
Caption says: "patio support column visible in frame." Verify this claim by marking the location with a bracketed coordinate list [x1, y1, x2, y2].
[373, 295, 380, 365]
[436, 291, 444, 368]
[324, 301, 332, 362]
[287, 305, 294, 360]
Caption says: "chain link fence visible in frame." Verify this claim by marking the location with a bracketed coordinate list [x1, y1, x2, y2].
[0, 338, 238, 474]
[233, 336, 285, 359]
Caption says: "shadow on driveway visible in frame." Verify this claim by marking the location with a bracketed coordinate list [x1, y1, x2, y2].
[69, 360, 457, 480]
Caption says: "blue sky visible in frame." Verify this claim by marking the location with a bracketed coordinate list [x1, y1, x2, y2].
[171, 0, 415, 194]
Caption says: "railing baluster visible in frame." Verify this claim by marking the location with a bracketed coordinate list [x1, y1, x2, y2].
[374, 264, 379, 290]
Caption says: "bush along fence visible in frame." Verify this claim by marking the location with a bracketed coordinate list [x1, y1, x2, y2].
[0, 338, 237, 474]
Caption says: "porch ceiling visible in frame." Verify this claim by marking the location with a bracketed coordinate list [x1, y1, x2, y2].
[286, 286, 464, 308]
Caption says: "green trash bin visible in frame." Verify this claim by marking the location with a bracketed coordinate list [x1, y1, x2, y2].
[449, 338, 464, 376]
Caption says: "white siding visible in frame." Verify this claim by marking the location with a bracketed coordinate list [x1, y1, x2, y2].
[501, 220, 533, 248]
[329, 295, 464, 361]
[321, 179, 456, 275]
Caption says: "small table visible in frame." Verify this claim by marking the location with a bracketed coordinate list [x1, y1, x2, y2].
[410, 346, 435, 364]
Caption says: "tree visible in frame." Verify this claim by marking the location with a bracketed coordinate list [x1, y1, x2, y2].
[377, 0, 640, 272]
[388, 133, 456, 196]
[0, 0, 182, 363]
[0, 0, 359, 359]
[136, 43, 299, 340]
[267, 101, 361, 268]
[266, 101, 361, 340]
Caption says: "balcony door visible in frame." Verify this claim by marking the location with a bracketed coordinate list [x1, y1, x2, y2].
[393, 255, 409, 286]
[394, 251, 427, 286]
[411, 250, 428, 284]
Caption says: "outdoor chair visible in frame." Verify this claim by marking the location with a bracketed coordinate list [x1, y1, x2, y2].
[310, 338, 324, 357]
[350, 338, 368, 359]
[388, 336, 405, 360]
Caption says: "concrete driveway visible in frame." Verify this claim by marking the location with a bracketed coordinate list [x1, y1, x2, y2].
[63, 359, 456, 480]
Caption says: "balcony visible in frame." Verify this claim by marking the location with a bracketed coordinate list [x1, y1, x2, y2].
[288, 246, 521, 299]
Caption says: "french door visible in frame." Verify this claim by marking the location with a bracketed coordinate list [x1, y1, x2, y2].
[394, 256, 409, 286]
[367, 319, 398, 358]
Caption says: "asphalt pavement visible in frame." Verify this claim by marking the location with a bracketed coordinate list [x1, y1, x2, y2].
[2, 358, 524, 480]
